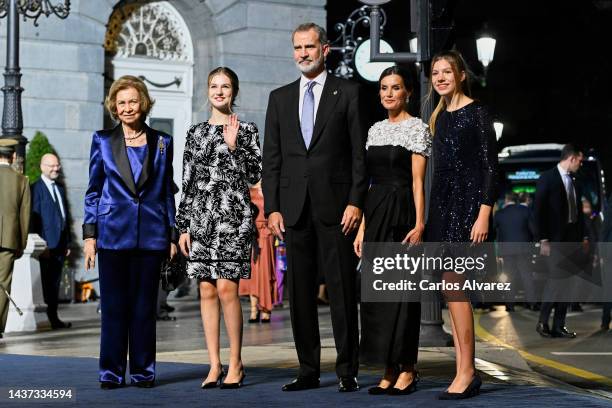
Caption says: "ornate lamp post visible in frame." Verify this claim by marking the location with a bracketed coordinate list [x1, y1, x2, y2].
[0, 0, 70, 172]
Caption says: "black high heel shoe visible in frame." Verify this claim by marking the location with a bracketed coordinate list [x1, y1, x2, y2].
[438, 375, 482, 400]
[388, 371, 419, 395]
[248, 311, 260, 323]
[220, 370, 245, 389]
[201, 368, 225, 389]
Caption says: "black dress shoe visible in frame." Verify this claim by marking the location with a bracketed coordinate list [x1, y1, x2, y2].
[282, 376, 320, 391]
[338, 377, 359, 392]
[536, 322, 551, 338]
[100, 381, 123, 390]
[438, 375, 482, 400]
[551, 327, 576, 338]
[134, 380, 155, 388]
[161, 303, 175, 313]
[50, 320, 72, 330]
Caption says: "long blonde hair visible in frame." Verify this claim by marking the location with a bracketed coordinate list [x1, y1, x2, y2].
[426, 50, 471, 135]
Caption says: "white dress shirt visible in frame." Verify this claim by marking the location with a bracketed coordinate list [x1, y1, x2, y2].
[298, 69, 328, 123]
[41, 174, 66, 220]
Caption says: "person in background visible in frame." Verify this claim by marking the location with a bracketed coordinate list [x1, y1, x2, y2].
[425, 50, 498, 400]
[0, 139, 30, 339]
[353, 65, 431, 395]
[494, 192, 535, 311]
[240, 181, 277, 323]
[534, 144, 586, 339]
[176, 67, 261, 389]
[31, 153, 72, 329]
[83, 75, 177, 389]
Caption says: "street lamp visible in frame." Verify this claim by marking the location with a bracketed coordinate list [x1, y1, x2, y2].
[493, 121, 504, 141]
[475, 34, 496, 87]
[0, 0, 71, 172]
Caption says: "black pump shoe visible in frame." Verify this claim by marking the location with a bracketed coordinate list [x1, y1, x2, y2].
[438, 375, 482, 400]
[220, 371, 245, 389]
[388, 372, 419, 395]
[201, 369, 225, 389]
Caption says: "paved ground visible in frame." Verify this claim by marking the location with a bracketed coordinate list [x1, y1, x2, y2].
[0, 292, 610, 406]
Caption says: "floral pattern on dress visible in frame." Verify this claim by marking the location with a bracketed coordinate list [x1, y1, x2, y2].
[366, 117, 432, 157]
[176, 121, 262, 280]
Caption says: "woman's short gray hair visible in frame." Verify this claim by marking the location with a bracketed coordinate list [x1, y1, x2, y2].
[291, 22, 328, 45]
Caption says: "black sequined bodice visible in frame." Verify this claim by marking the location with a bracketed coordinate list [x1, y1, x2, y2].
[426, 102, 498, 242]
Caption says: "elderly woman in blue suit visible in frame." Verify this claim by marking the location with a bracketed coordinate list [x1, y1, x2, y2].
[83, 75, 177, 389]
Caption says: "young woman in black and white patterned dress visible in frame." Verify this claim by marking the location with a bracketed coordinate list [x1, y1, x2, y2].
[176, 67, 261, 389]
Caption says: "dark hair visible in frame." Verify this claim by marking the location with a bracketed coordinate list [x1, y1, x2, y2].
[378, 65, 415, 93]
[0, 150, 13, 161]
[292, 22, 328, 45]
[207, 67, 240, 109]
[560, 143, 583, 161]
[518, 192, 530, 204]
[505, 192, 518, 202]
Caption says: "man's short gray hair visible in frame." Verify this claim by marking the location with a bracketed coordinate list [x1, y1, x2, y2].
[292, 22, 329, 45]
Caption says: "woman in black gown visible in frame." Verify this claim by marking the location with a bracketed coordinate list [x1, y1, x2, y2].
[426, 51, 498, 399]
[354, 66, 431, 395]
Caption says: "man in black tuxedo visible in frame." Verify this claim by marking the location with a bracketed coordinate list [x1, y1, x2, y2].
[494, 192, 536, 310]
[534, 144, 587, 338]
[262, 22, 367, 392]
[31, 153, 72, 329]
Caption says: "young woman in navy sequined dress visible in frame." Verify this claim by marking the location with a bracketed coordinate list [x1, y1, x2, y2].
[426, 51, 498, 399]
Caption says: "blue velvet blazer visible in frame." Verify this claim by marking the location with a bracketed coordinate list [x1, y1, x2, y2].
[82, 124, 177, 250]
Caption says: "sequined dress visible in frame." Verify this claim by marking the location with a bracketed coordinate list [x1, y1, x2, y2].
[426, 102, 498, 243]
[360, 117, 432, 366]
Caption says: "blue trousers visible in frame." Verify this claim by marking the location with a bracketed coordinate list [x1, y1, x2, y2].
[98, 249, 164, 384]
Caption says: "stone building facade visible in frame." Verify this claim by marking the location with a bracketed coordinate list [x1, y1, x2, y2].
[0, 0, 325, 273]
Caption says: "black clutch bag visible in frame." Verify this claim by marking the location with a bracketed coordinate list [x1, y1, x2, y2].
[160, 257, 184, 292]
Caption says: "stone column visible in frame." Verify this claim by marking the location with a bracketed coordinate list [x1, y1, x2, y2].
[5, 233, 49, 332]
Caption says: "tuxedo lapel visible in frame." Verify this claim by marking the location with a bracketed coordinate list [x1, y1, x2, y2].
[310, 76, 341, 148]
[109, 124, 137, 195]
[136, 124, 157, 191]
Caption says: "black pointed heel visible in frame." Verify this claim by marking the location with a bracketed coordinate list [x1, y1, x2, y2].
[438, 375, 482, 400]
[201, 369, 225, 389]
[220, 371, 245, 389]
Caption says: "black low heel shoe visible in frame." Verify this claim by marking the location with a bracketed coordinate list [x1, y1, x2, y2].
[220, 372, 245, 389]
[201, 370, 225, 389]
[388, 372, 419, 396]
[438, 375, 482, 400]
[367, 385, 392, 395]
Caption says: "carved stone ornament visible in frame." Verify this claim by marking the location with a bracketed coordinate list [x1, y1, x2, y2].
[104, 1, 191, 62]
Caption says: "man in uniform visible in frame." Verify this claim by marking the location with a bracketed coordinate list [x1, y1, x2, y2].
[0, 139, 31, 338]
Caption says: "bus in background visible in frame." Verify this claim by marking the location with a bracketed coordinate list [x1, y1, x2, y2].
[497, 144, 607, 217]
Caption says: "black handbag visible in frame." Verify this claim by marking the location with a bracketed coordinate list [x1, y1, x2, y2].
[160, 257, 184, 292]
